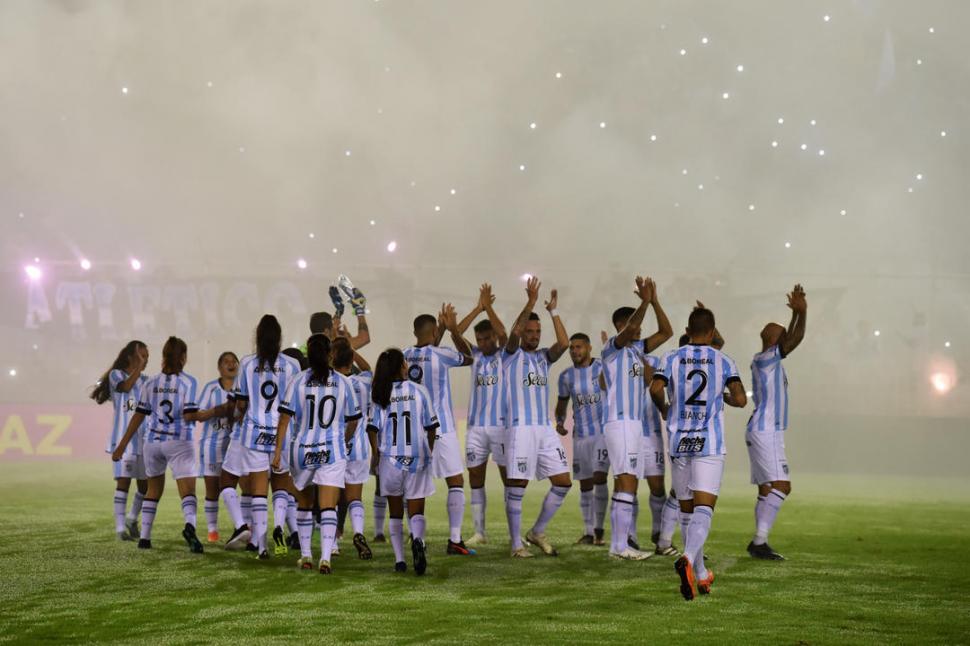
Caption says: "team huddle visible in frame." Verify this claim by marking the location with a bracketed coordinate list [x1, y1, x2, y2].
[94, 275, 807, 600]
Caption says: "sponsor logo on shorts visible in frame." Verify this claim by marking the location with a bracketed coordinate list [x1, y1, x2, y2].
[254, 432, 276, 446]
[676, 436, 706, 454]
[303, 450, 331, 467]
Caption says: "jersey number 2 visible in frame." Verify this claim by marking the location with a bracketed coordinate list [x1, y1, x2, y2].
[685, 370, 708, 407]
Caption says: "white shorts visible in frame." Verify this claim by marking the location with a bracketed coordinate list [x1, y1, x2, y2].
[603, 420, 643, 477]
[506, 425, 569, 482]
[378, 457, 435, 500]
[112, 453, 146, 480]
[671, 455, 725, 498]
[143, 440, 197, 480]
[222, 440, 270, 477]
[292, 459, 347, 490]
[465, 425, 508, 468]
[572, 434, 609, 480]
[431, 432, 464, 479]
[639, 433, 666, 478]
[746, 431, 790, 484]
[344, 458, 370, 485]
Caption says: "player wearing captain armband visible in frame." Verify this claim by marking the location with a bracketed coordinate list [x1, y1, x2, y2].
[745, 284, 807, 561]
[112, 337, 208, 554]
[219, 315, 302, 558]
[650, 307, 747, 600]
[367, 349, 441, 576]
[273, 334, 361, 574]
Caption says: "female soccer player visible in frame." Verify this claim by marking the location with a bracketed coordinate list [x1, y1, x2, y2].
[196, 351, 239, 543]
[91, 340, 149, 540]
[367, 349, 440, 576]
[272, 334, 361, 574]
[219, 315, 302, 557]
[111, 336, 205, 553]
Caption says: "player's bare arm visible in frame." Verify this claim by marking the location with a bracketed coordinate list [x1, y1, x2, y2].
[506, 276, 540, 353]
[780, 284, 807, 356]
[545, 289, 569, 363]
[615, 276, 654, 349]
[442, 303, 474, 365]
[643, 279, 674, 353]
[480, 283, 509, 346]
[724, 381, 748, 408]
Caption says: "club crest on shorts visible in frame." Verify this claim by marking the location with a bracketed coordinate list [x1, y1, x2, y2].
[517, 458, 528, 473]
[628, 452, 638, 470]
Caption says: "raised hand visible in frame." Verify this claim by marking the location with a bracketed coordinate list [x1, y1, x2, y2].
[600, 330, 609, 345]
[440, 303, 459, 331]
[787, 284, 807, 313]
[479, 283, 496, 309]
[634, 275, 654, 303]
[525, 276, 541, 305]
[329, 286, 345, 318]
[544, 288, 559, 312]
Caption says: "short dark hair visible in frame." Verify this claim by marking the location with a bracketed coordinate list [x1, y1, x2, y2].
[331, 337, 354, 369]
[473, 320, 494, 334]
[687, 308, 716, 336]
[282, 347, 308, 370]
[570, 332, 590, 343]
[309, 312, 332, 334]
[678, 334, 690, 347]
[527, 312, 541, 321]
[612, 306, 635, 328]
[413, 314, 437, 333]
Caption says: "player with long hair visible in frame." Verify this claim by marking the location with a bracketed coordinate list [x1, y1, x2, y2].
[196, 351, 239, 543]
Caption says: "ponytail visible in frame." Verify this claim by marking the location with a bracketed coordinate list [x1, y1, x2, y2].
[255, 314, 282, 371]
[306, 334, 332, 382]
[372, 348, 405, 408]
[162, 336, 187, 375]
[90, 340, 146, 404]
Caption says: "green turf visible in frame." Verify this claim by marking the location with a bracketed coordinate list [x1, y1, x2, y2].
[0, 462, 968, 645]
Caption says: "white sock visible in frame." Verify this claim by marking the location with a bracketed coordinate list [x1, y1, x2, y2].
[447, 487, 465, 543]
[297, 508, 314, 558]
[685, 505, 714, 568]
[373, 495, 388, 535]
[532, 485, 570, 535]
[679, 510, 692, 544]
[629, 495, 640, 543]
[180, 494, 197, 528]
[240, 494, 253, 528]
[579, 488, 594, 535]
[320, 508, 337, 561]
[204, 498, 219, 533]
[127, 490, 144, 523]
[140, 499, 158, 540]
[593, 483, 609, 532]
[658, 495, 679, 548]
[389, 517, 405, 563]
[410, 513, 427, 542]
[349, 500, 365, 536]
[505, 487, 525, 549]
[649, 493, 666, 538]
[754, 489, 787, 545]
[286, 494, 298, 534]
[251, 496, 268, 552]
[470, 487, 486, 536]
[113, 489, 128, 533]
[611, 492, 635, 552]
[272, 490, 289, 531]
[220, 487, 245, 529]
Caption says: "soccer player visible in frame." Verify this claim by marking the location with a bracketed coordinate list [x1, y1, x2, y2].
[219, 315, 302, 558]
[746, 284, 807, 560]
[650, 307, 747, 600]
[601, 276, 673, 560]
[452, 284, 509, 546]
[331, 336, 375, 559]
[367, 349, 440, 575]
[196, 351, 239, 543]
[403, 304, 475, 555]
[503, 276, 571, 558]
[111, 336, 205, 553]
[641, 353, 681, 557]
[273, 334, 361, 573]
[555, 333, 607, 546]
[91, 340, 149, 540]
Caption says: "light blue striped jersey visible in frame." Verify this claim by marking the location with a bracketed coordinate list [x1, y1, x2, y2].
[468, 348, 506, 427]
[234, 352, 302, 453]
[654, 344, 741, 458]
[136, 372, 200, 442]
[746, 345, 789, 432]
[557, 359, 604, 438]
[278, 369, 361, 470]
[198, 379, 233, 463]
[347, 371, 373, 460]
[503, 347, 554, 428]
[601, 336, 647, 423]
[641, 354, 664, 436]
[367, 380, 439, 473]
[106, 369, 148, 456]
[403, 345, 466, 436]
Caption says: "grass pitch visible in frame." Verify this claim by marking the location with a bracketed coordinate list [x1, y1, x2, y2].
[0, 462, 968, 645]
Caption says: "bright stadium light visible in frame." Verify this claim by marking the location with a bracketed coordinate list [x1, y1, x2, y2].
[130, 258, 142, 271]
[24, 265, 42, 280]
[930, 372, 953, 394]
[387, 241, 397, 252]
[297, 258, 308, 269]
[80, 258, 92, 271]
